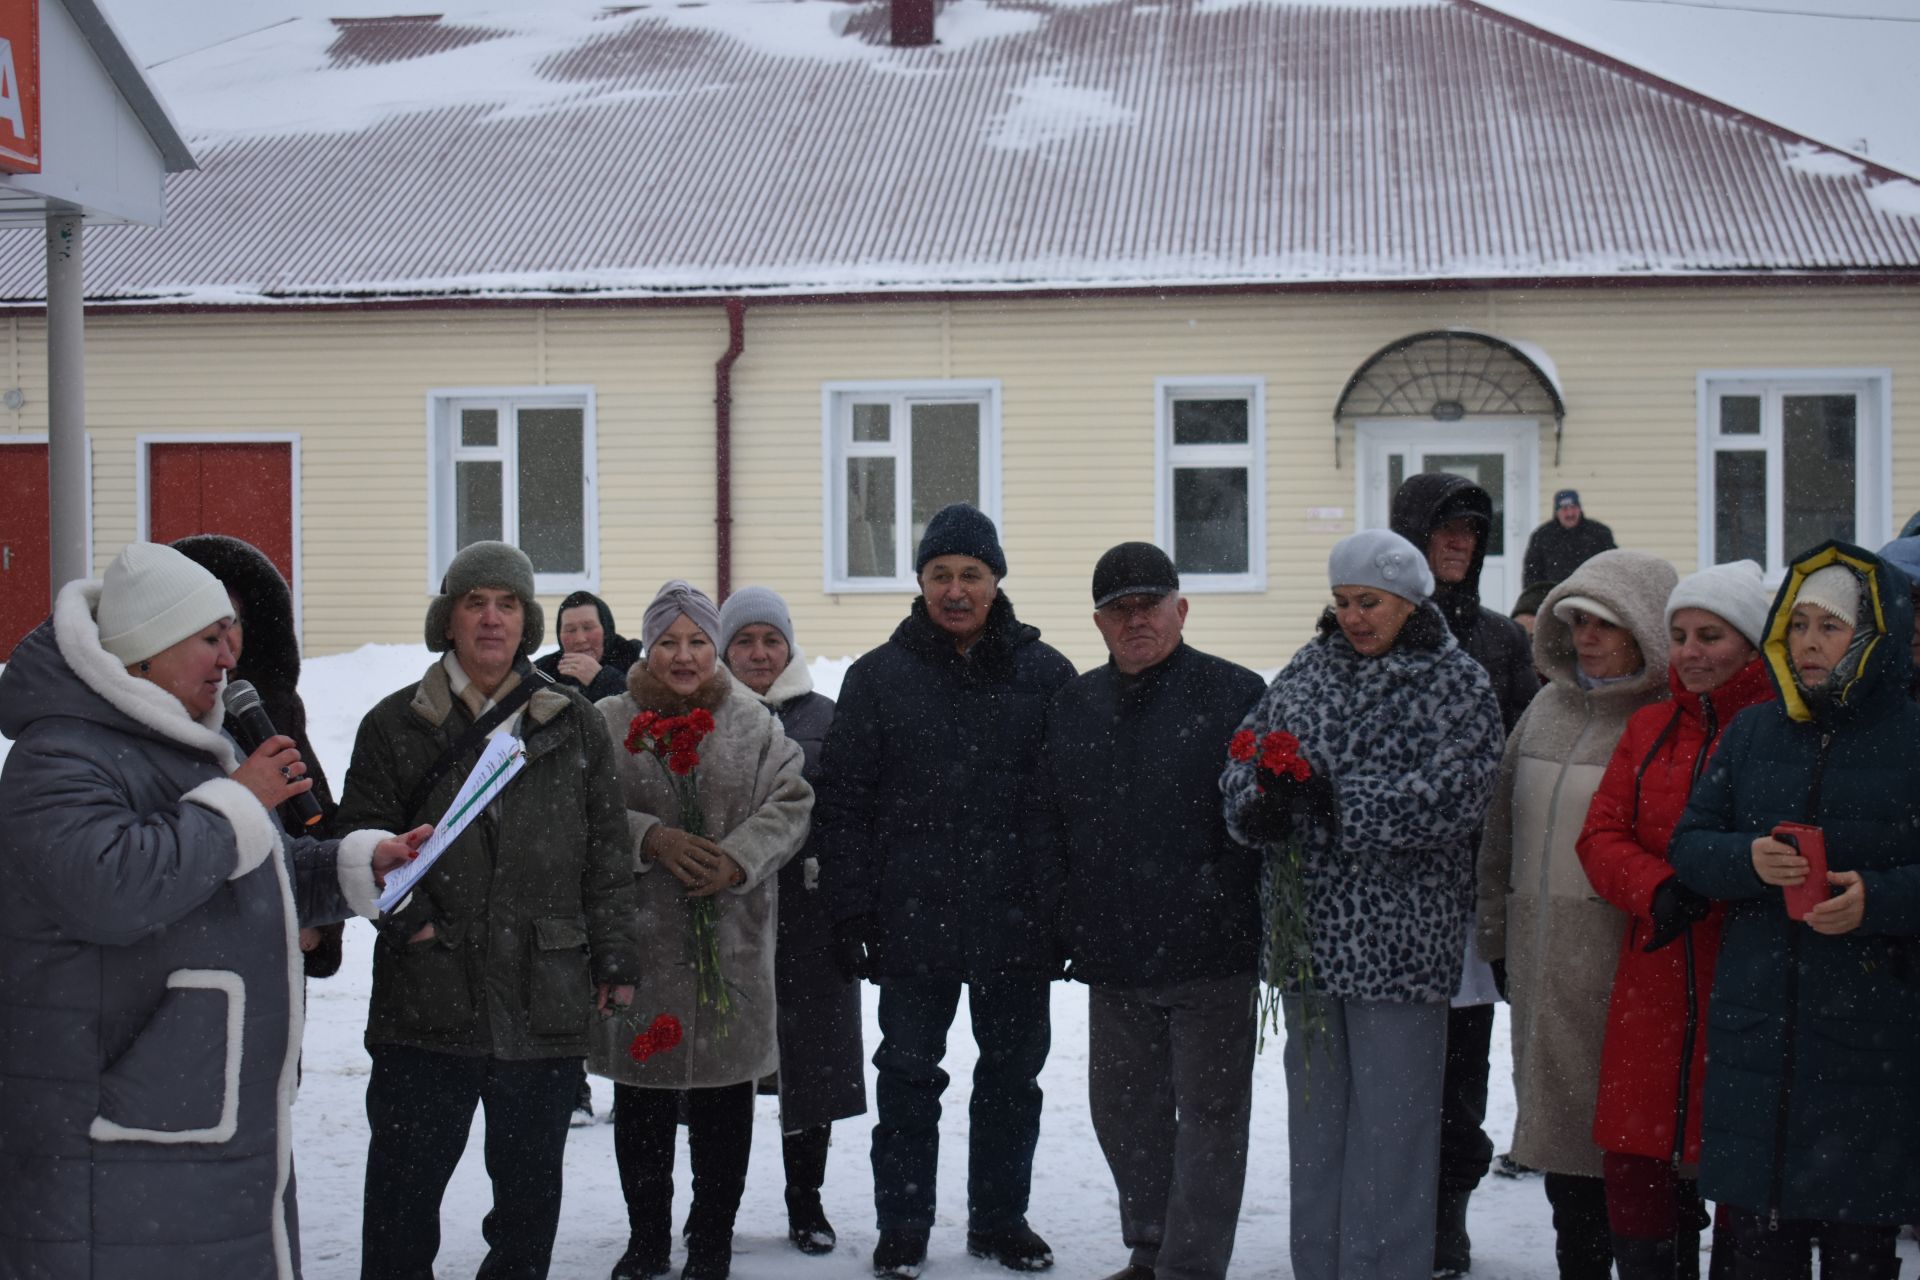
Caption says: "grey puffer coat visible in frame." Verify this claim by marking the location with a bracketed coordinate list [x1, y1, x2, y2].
[1476, 549, 1678, 1178]
[0, 580, 387, 1280]
[1222, 605, 1504, 1003]
[587, 665, 812, 1090]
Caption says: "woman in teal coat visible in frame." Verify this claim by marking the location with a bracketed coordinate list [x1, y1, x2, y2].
[1671, 542, 1920, 1280]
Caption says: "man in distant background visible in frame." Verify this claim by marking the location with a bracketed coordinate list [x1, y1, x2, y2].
[1523, 490, 1616, 590]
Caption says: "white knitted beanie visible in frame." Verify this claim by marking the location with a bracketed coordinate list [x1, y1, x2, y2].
[1796, 564, 1862, 628]
[1666, 559, 1772, 649]
[96, 542, 235, 664]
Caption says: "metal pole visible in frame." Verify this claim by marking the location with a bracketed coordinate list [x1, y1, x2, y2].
[46, 211, 86, 591]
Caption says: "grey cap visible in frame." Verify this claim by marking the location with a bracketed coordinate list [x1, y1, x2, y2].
[1328, 529, 1435, 603]
[425, 540, 544, 656]
[718, 585, 796, 651]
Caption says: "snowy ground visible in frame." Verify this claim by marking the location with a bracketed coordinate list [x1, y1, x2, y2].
[6, 642, 1916, 1277]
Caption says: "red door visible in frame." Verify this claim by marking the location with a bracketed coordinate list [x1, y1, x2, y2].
[0, 442, 49, 660]
[147, 442, 295, 586]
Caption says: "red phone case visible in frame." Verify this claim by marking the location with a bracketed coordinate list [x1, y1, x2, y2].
[1774, 822, 1830, 920]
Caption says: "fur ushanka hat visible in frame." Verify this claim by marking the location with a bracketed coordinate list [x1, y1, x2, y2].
[424, 540, 544, 656]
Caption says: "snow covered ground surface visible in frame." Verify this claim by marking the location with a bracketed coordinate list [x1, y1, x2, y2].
[4, 641, 1916, 1277]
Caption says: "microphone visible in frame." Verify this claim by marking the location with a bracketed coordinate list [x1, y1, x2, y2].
[223, 679, 325, 829]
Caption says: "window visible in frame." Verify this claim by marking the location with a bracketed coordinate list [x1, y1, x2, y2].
[428, 388, 597, 593]
[1156, 378, 1266, 590]
[823, 381, 1001, 591]
[1698, 371, 1890, 575]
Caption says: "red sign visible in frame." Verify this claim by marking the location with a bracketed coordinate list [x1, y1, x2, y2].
[0, 0, 39, 175]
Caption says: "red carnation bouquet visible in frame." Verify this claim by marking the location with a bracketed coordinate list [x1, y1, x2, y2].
[1229, 728, 1319, 1044]
[626, 708, 732, 1024]
[629, 1013, 684, 1064]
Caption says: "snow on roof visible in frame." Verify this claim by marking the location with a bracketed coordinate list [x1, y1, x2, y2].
[1, 0, 1915, 306]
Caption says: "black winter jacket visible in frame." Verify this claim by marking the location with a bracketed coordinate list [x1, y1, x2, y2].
[1035, 643, 1266, 987]
[1390, 472, 1538, 733]
[1522, 515, 1617, 589]
[816, 593, 1076, 980]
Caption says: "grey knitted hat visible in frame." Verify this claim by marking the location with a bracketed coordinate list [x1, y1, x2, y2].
[97, 541, 236, 665]
[1328, 529, 1435, 603]
[717, 585, 795, 651]
[1666, 559, 1771, 649]
[424, 540, 544, 656]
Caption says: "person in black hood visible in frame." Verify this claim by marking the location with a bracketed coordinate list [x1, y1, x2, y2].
[1389, 473, 1539, 1278]
[173, 533, 344, 979]
[534, 589, 640, 703]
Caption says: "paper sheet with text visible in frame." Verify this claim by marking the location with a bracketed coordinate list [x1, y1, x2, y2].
[376, 732, 526, 913]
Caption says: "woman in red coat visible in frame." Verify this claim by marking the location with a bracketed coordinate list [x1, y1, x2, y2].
[1575, 561, 1775, 1280]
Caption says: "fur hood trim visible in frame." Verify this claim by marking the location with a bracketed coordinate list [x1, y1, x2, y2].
[53, 579, 240, 772]
[745, 645, 815, 708]
[626, 662, 733, 714]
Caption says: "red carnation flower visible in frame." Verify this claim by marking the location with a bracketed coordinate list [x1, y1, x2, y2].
[667, 748, 699, 777]
[1229, 730, 1257, 762]
[628, 1013, 684, 1064]
[688, 708, 716, 735]
[1289, 758, 1312, 782]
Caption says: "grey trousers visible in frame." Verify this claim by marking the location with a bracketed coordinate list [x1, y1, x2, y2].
[1283, 995, 1448, 1280]
[1088, 972, 1257, 1280]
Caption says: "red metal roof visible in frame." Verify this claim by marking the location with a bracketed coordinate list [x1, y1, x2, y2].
[5, 0, 1917, 305]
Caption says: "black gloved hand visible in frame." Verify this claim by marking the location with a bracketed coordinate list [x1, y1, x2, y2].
[1296, 771, 1340, 834]
[1237, 774, 1302, 844]
[1642, 877, 1711, 953]
[1489, 958, 1508, 1002]
[832, 916, 880, 982]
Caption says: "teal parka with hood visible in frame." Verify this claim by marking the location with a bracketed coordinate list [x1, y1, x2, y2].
[1671, 541, 1920, 1226]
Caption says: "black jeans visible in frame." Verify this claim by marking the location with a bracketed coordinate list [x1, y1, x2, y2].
[1438, 1003, 1495, 1193]
[1722, 1205, 1900, 1280]
[612, 1082, 755, 1255]
[361, 1044, 579, 1280]
[871, 975, 1051, 1233]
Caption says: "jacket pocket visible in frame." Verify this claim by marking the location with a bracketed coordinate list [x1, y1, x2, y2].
[527, 916, 592, 1037]
[392, 921, 476, 1033]
[91, 969, 243, 1144]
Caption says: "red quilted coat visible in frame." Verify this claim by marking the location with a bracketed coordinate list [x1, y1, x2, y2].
[1574, 657, 1774, 1164]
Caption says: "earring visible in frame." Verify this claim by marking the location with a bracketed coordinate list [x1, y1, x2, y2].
[139, 661, 151, 673]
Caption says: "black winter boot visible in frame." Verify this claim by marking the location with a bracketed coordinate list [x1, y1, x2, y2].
[873, 1228, 930, 1279]
[1434, 1186, 1473, 1277]
[1612, 1234, 1678, 1280]
[1545, 1173, 1614, 1280]
[784, 1125, 836, 1255]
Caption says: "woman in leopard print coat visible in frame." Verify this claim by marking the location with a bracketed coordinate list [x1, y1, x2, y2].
[1224, 528, 1504, 1280]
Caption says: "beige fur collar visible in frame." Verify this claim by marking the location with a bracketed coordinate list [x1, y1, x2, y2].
[626, 662, 732, 714]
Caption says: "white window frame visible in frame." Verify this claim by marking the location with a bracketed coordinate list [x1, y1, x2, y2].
[135, 433, 301, 635]
[820, 379, 1003, 593]
[426, 386, 598, 595]
[1154, 377, 1267, 592]
[1695, 369, 1892, 575]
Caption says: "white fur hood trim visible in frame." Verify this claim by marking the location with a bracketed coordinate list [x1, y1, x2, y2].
[751, 644, 815, 708]
[54, 578, 240, 772]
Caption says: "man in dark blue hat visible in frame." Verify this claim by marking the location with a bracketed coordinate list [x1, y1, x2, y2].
[1522, 488, 1617, 589]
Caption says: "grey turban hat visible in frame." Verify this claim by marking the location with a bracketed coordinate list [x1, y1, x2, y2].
[642, 579, 723, 651]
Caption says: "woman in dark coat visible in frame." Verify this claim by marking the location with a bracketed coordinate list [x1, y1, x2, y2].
[718, 586, 866, 1257]
[1672, 542, 1920, 1280]
[173, 533, 344, 978]
[1574, 561, 1775, 1278]
[535, 589, 641, 703]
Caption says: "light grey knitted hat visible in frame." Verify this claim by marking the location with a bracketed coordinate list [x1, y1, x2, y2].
[1796, 563, 1862, 628]
[424, 540, 544, 655]
[1328, 529, 1435, 603]
[717, 585, 795, 651]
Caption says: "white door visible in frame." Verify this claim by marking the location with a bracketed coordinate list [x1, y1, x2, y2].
[1356, 420, 1540, 614]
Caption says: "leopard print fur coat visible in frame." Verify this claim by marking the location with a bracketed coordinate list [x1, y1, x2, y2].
[1223, 604, 1505, 1003]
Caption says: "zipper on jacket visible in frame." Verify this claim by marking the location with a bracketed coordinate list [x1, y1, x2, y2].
[1768, 727, 1834, 1229]
[1670, 693, 1718, 1171]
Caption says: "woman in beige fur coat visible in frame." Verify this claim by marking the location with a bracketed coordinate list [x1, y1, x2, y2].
[1476, 549, 1678, 1280]
[587, 580, 813, 1280]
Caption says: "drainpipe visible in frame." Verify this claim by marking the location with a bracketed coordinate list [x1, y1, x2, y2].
[46, 212, 87, 592]
[714, 298, 746, 601]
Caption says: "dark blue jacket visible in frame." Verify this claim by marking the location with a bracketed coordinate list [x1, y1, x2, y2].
[1035, 643, 1266, 988]
[816, 593, 1075, 981]
[1671, 542, 1920, 1226]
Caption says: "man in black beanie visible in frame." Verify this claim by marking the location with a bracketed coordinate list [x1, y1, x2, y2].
[1522, 489, 1617, 589]
[817, 503, 1074, 1278]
